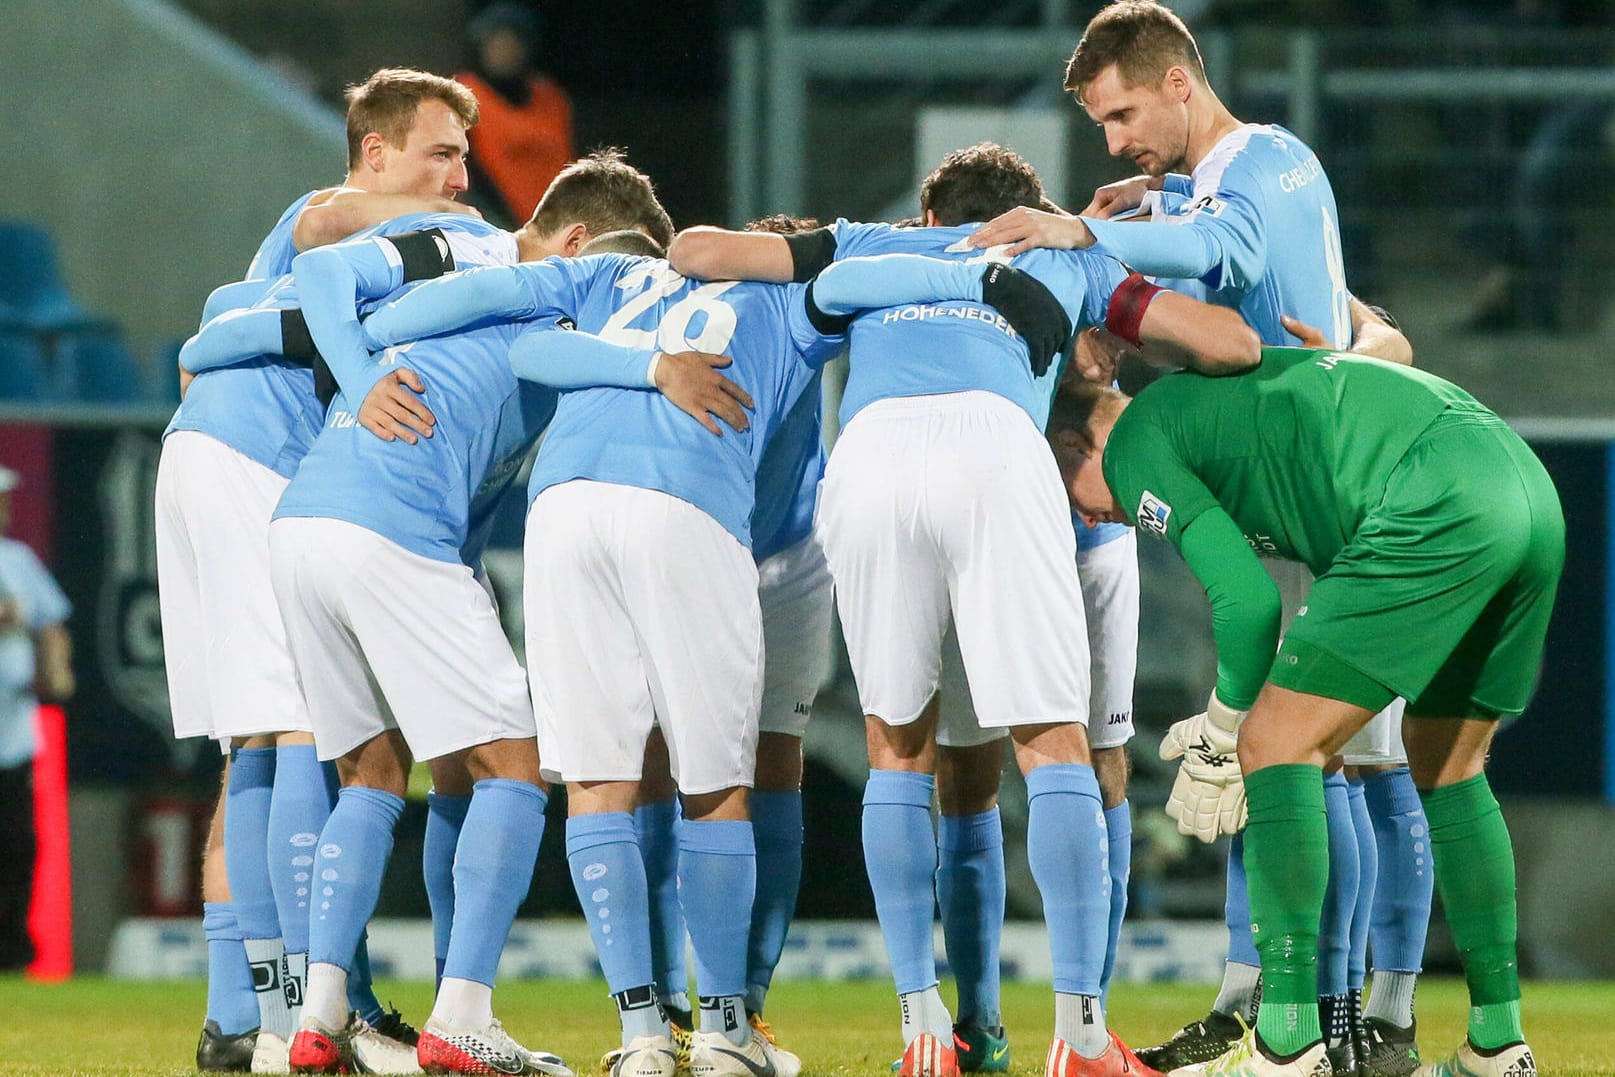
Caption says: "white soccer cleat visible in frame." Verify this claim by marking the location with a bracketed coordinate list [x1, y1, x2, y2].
[521, 1044, 577, 1077]
[609, 1035, 680, 1077]
[1413, 1040, 1535, 1077]
[1168, 1024, 1329, 1077]
[689, 1028, 802, 1077]
[251, 1030, 291, 1074]
[418, 1016, 568, 1075]
[348, 1009, 422, 1074]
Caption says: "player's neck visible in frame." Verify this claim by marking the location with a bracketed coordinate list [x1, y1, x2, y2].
[1183, 95, 1243, 172]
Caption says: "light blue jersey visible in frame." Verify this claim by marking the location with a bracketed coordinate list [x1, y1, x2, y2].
[245, 191, 321, 282]
[750, 365, 826, 563]
[824, 221, 1128, 429]
[1085, 124, 1352, 348]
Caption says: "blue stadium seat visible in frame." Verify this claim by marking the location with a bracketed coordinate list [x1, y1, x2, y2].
[0, 219, 109, 332]
[150, 338, 185, 403]
[0, 328, 48, 400]
[57, 327, 145, 402]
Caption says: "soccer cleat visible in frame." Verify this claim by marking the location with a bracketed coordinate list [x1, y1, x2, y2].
[253, 1030, 292, 1074]
[1137, 1012, 1246, 1073]
[899, 1032, 960, 1077]
[747, 1013, 778, 1047]
[1412, 1040, 1534, 1077]
[1168, 1022, 1329, 1077]
[954, 1023, 1012, 1073]
[1046, 1033, 1165, 1077]
[289, 1020, 356, 1075]
[1358, 1019, 1419, 1077]
[349, 1009, 423, 1074]
[601, 1021, 689, 1077]
[606, 1035, 680, 1077]
[418, 1016, 564, 1075]
[198, 1020, 260, 1073]
[689, 1027, 802, 1077]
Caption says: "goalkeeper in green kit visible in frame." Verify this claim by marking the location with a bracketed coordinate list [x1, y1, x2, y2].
[1047, 346, 1561, 1077]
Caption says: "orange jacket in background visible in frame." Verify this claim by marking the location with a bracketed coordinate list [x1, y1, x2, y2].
[456, 71, 575, 222]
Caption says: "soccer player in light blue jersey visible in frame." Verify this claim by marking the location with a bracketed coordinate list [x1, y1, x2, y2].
[159, 68, 487, 1075]
[360, 234, 1076, 1077]
[668, 141, 1258, 1077]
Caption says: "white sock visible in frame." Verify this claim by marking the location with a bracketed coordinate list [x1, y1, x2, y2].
[243, 937, 294, 1039]
[1213, 961, 1262, 1022]
[302, 962, 350, 1033]
[432, 977, 494, 1030]
[1364, 971, 1417, 1029]
[698, 994, 750, 1047]
[899, 986, 953, 1044]
[1054, 993, 1109, 1059]
[283, 951, 307, 1033]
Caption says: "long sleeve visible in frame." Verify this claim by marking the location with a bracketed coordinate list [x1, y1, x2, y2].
[361, 264, 542, 350]
[507, 325, 657, 389]
[1176, 509, 1283, 710]
[808, 253, 984, 316]
[292, 240, 405, 402]
[178, 308, 289, 374]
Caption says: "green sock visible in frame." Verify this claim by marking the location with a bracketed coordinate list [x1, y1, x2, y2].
[1244, 764, 1328, 1057]
[1420, 774, 1524, 1050]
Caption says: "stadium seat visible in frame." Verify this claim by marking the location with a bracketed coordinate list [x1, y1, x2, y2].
[0, 328, 49, 400]
[150, 338, 185, 402]
[56, 326, 145, 402]
[0, 219, 115, 333]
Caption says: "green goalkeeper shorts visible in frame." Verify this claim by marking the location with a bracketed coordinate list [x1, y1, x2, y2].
[1269, 409, 1564, 718]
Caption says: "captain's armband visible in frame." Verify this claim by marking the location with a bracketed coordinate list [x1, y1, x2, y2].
[383, 228, 456, 283]
[279, 309, 320, 367]
[784, 228, 838, 283]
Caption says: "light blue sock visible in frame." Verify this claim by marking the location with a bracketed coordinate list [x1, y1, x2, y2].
[1320, 771, 1360, 998]
[567, 812, 656, 997]
[1025, 764, 1108, 997]
[678, 817, 755, 1000]
[862, 770, 940, 995]
[1225, 833, 1259, 966]
[225, 749, 279, 944]
[636, 798, 689, 1014]
[204, 902, 261, 1036]
[426, 792, 471, 990]
[268, 745, 329, 959]
[1101, 801, 1133, 1000]
[747, 791, 803, 1016]
[1347, 777, 1378, 994]
[442, 779, 547, 986]
[937, 808, 1004, 1028]
[308, 787, 403, 971]
[1362, 767, 1433, 972]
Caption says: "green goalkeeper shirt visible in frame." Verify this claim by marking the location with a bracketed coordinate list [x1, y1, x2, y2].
[1102, 346, 1491, 707]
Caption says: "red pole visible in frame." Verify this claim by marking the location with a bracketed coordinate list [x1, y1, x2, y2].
[27, 704, 71, 981]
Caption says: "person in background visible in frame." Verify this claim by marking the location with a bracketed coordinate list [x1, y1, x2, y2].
[456, 2, 575, 226]
[0, 465, 74, 972]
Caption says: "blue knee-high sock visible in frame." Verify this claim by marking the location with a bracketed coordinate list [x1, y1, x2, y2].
[1362, 767, 1433, 972]
[1225, 833, 1258, 966]
[204, 902, 262, 1036]
[1347, 777, 1378, 994]
[862, 770, 940, 995]
[1319, 771, 1360, 998]
[679, 818, 756, 999]
[226, 749, 279, 944]
[636, 798, 688, 1012]
[1101, 801, 1133, 1000]
[1025, 764, 1109, 997]
[425, 792, 471, 991]
[268, 745, 329, 960]
[747, 791, 803, 1015]
[937, 808, 1004, 1028]
[442, 779, 547, 986]
[567, 812, 656, 996]
[308, 787, 404, 970]
[310, 759, 382, 1022]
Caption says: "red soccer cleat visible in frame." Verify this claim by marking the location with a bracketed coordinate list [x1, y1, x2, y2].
[1045, 1033, 1166, 1077]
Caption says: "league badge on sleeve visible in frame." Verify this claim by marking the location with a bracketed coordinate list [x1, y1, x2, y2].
[1137, 490, 1172, 536]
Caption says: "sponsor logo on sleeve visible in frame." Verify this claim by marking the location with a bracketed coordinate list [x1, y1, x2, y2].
[1187, 194, 1228, 218]
[1137, 490, 1172, 535]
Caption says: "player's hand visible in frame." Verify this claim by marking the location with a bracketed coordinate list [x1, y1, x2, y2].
[978, 264, 1073, 378]
[968, 206, 1095, 257]
[653, 350, 755, 436]
[359, 368, 436, 444]
[1072, 327, 1137, 384]
[1081, 175, 1164, 220]
[1281, 314, 1329, 347]
[1158, 693, 1248, 842]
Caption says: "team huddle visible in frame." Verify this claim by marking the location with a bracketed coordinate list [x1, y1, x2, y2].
[157, 5, 1561, 1077]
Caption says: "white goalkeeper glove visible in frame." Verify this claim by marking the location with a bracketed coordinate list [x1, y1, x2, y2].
[1159, 693, 1249, 843]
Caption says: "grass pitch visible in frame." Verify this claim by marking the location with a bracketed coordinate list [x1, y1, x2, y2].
[0, 977, 1611, 1077]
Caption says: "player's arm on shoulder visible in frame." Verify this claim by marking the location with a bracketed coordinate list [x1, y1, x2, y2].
[1104, 273, 1260, 375]
[362, 263, 544, 351]
[668, 226, 799, 283]
[1176, 509, 1282, 712]
[200, 279, 274, 325]
[178, 307, 315, 374]
[292, 187, 479, 252]
[1280, 297, 1412, 366]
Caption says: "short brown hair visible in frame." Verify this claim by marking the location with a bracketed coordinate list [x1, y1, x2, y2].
[919, 143, 1047, 227]
[744, 214, 823, 235]
[1048, 376, 1125, 439]
[344, 68, 479, 169]
[526, 149, 675, 251]
[1064, 1, 1206, 103]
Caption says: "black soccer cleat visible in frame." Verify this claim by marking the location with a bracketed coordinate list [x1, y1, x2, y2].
[196, 1019, 258, 1073]
[1359, 1017, 1420, 1077]
[1136, 1010, 1246, 1072]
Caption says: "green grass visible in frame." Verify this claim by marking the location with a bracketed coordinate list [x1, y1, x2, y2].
[0, 977, 1611, 1076]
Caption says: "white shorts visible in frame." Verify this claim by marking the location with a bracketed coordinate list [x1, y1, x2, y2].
[267, 517, 535, 763]
[937, 529, 1139, 750]
[819, 392, 1089, 731]
[757, 534, 834, 738]
[524, 481, 763, 794]
[155, 431, 310, 743]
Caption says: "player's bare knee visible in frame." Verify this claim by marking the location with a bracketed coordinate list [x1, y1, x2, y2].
[681, 785, 749, 822]
[1402, 715, 1495, 790]
[465, 737, 544, 788]
[1009, 720, 1091, 773]
[936, 741, 1002, 816]
[754, 732, 804, 792]
[569, 780, 639, 817]
[1092, 745, 1130, 808]
[427, 753, 475, 797]
[275, 730, 316, 748]
[866, 706, 937, 773]
[336, 730, 413, 796]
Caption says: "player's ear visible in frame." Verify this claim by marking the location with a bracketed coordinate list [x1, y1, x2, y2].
[923, 209, 940, 228]
[1165, 65, 1193, 102]
[360, 132, 388, 173]
[562, 222, 591, 256]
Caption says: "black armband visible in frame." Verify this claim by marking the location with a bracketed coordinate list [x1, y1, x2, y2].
[784, 227, 838, 283]
[314, 357, 338, 409]
[383, 228, 455, 283]
[803, 278, 855, 336]
[278, 309, 320, 367]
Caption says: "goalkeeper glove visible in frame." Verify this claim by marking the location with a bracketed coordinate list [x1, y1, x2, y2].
[1158, 693, 1248, 843]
